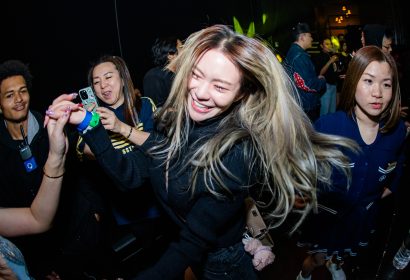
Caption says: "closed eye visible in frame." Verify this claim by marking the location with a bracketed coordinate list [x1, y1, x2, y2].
[192, 71, 200, 79]
[215, 85, 227, 92]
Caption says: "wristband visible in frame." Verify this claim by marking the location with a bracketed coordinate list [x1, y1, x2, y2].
[89, 112, 100, 128]
[77, 111, 92, 132]
[82, 113, 100, 134]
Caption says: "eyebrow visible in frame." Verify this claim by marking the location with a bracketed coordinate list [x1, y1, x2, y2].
[93, 71, 114, 80]
[193, 66, 234, 86]
[363, 72, 375, 78]
[363, 72, 392, 81]
[4, 85, 27, 94]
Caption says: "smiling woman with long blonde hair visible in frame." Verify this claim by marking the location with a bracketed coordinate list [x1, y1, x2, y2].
[46, 25, 355, 280]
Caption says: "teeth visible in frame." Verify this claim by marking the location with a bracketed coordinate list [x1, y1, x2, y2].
[194, 100, 207, 109]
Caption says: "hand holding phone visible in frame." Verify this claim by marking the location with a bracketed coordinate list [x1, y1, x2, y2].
[78, 86, 98, 112]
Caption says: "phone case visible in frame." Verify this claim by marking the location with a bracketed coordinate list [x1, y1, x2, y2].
[78, 86, 98, 112]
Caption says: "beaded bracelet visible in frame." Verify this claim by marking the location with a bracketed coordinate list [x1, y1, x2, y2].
[126, 126, 133, 139]
[43, 167, 65, 179]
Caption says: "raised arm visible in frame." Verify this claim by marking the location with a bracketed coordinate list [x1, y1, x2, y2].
[290, 53, 326, 93]
[46, 93, 151, 191]
[319, 55, 339, 76]
[0, 110, 69, 237]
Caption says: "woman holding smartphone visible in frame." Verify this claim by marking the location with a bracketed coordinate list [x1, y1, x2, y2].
[78, 55, 156, 159]
[66, 55, 161, 279]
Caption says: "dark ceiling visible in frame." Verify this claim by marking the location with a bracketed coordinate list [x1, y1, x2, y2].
[1, 0, 408, 112]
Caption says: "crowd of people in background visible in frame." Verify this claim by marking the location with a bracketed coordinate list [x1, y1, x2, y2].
[1, 21, 409, 280]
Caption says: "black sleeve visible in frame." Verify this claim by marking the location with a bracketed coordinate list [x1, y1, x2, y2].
[134, 146, 251, 280]
[134, 192, 247, 280]
[81, 123, 152, 191]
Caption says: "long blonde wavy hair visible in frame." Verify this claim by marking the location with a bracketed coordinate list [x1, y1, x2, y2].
[152, 25, 356, 230]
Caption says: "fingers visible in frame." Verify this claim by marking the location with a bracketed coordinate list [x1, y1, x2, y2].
[96, 107, 115, 124]
[44, 115, 50, 128]
[46, 102, 84, 125]
[0, 255, 17, 279]
[47, 109, 71, 157]
[401, 106, 408, 117]
[96, 107, 110, 114]
[46, 108, 70, 132]
[55, 108, 71, 131]
[400, 109, 408, 117]
[44, 93, 79, 127]
[87, 102, 97, 112]
[46, 104, 72, 119]
[51, 93, 77, 105]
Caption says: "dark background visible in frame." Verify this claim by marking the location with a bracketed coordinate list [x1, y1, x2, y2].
[1, 0, 409, 112]
[2, 1, 410, 278]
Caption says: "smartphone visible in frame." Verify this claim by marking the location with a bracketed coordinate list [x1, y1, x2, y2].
[78, 86, 98, 112]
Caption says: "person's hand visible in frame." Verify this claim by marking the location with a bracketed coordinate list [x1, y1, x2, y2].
[330, 55, 339, 63]
[400, 106, 408, 118]
[45, 271, 61, 280]
[0, 255, 18, 280]
[44, 93, 84, 127]
[86, 102, 98, 112]
[46, 107, 70, 158]
[405, 121, 410, 131]
[96, 107, 126, 134]
[381, 187, 392, 199]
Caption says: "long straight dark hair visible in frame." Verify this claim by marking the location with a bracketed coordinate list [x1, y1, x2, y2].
[88, 55, 141, 126]
[338, 46, 401, 133]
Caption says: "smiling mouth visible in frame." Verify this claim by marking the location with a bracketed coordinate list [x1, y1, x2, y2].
[191, 96, 211, 113]
[14, 104, 26, 111]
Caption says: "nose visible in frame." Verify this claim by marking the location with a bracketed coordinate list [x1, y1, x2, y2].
[371, 84, 383, 98]
[14, 92, 23, 103]
[195, 83, 210, 100]
[100, 79, 108, 89]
